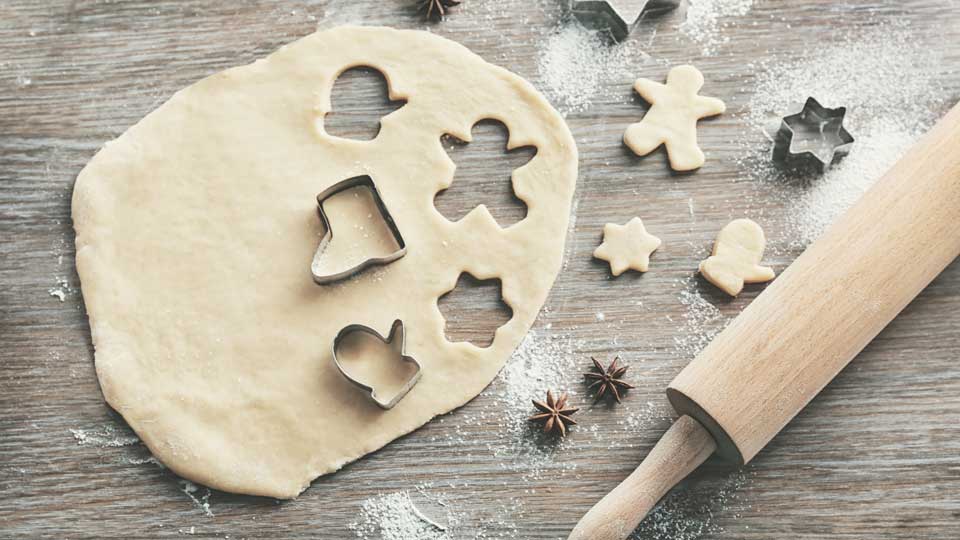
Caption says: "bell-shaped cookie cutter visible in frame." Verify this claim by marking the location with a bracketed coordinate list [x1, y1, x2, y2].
[332, 319, 422, 410]
[312, 175, 407, 285]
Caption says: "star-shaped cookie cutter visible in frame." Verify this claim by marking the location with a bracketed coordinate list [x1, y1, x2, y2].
[569, 0, 680, 41]
[333, 319, 422, 410]
[312, 175, 407, 285]
[772, 97, 855, 172]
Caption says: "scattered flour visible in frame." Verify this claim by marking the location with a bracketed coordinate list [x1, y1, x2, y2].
[680, 0, 754, 55]
[536, 21, 646, 114]
[350, 492, 449, 540]
[179, 480, 214, 517]
[673, 277, 727, 359]
[475, 330, 583, 481]
[742, 22, 948, 247]
[631, 469, 749, 540]
[784, 119, 920, 246]
[746, 23, 946, 132]
[48, 276, 71, 302]
[70, 425, 141, 448]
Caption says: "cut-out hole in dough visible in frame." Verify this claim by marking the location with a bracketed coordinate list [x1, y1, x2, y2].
[434, 119, 536, 228]
[334, 323, 420, 407]
[312, 177, 404, 281]
[438, 273, 513, 347]
[323, 66, 406, 141]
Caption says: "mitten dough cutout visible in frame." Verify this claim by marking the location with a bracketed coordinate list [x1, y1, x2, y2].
[72, 26, 578, 499]
[699, 219, 775, 296]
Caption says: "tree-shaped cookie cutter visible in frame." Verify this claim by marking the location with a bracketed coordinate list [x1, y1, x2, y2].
[332, 319, 422, 410]
[312, 175, 407, 285]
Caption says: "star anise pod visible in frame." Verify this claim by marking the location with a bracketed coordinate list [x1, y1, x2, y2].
[529, 390, 579, 436]
[418, 0, 461, 21]
[584, 356, 635, 403]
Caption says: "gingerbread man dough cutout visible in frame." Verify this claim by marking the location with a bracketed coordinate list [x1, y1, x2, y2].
[623, 65, 726, 172]
[699, 218, 775, 297]
[594, 217, 662, 276]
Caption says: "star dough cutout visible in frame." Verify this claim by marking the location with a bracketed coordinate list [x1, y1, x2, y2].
[594, 217, 662, 276]
[623, 65, 726, 171]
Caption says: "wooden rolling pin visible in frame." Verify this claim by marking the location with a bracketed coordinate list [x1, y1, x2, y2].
[569, 101, 960, 540]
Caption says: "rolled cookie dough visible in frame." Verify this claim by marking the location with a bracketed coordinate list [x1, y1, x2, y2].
[72, 26, 578, 498]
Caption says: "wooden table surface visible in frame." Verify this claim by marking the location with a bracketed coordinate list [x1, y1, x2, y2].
[2, 1, 958, 538]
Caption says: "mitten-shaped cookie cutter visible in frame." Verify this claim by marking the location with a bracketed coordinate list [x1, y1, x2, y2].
[312, 175, 407, 285]
[332, 319, 422, 410]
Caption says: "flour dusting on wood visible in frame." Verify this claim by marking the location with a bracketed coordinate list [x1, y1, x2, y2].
[741, 22, 948, 248]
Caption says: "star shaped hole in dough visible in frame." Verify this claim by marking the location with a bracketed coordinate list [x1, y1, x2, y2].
[434, 119, 537, 228]
[623, 65, 725, 172]
[594, 218, 662, 276]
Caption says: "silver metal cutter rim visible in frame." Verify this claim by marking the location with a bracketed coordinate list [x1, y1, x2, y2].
[772, 97, 855, 171]
[332, 319, 422, 410]
[569, 0, 680, 42]
[312, 175, 407, 285]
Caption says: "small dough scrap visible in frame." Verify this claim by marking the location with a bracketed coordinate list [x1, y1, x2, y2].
[623, 65, 725, 171]
[699, 219, 775, 296]
[593, 218, 662, 276]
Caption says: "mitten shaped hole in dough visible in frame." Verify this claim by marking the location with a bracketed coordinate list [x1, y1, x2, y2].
[433, 119, 536, 228]
[323, 66, 406, 141]
[335, 328, 418, 405]
[312, 177, 404, 281]
[438, 273, 513, 348]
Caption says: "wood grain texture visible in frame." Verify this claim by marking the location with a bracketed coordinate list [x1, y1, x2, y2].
[670, 102, 960, 463]
[569, 415, 717, 540]
[1, 1, 958, 539]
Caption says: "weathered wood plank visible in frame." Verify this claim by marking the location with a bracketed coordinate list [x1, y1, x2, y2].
[1, 0, 958, 538]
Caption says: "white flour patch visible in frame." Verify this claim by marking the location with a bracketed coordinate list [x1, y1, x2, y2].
[672, 277, 727, 359]
[536, 21, 647, 114]
[70, 425, 141, 448]
[680, 0, 754, 55]
[741, 22, 947, 247]
[350, 491, 450, 540]
[784, 119, 920, 246]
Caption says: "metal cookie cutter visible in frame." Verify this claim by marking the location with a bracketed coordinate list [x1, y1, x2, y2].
[311, 175, 407, 285]
[569, 0, 680, 42]
[332, 319, 422, 410]
[772, 97, 855, 172]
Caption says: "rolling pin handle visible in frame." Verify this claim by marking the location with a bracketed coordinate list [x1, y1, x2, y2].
[567, 415, 717, 540]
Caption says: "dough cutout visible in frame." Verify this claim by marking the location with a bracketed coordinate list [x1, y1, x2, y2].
[433, 119, 536, 228]
[623, 65, 725, 172]
[699, 218, 776, 297]
[322, 66, 407, 141]
[437, 273, 513, 348]
[593, 217, 662, 276]
[72, 26, 578, 499]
